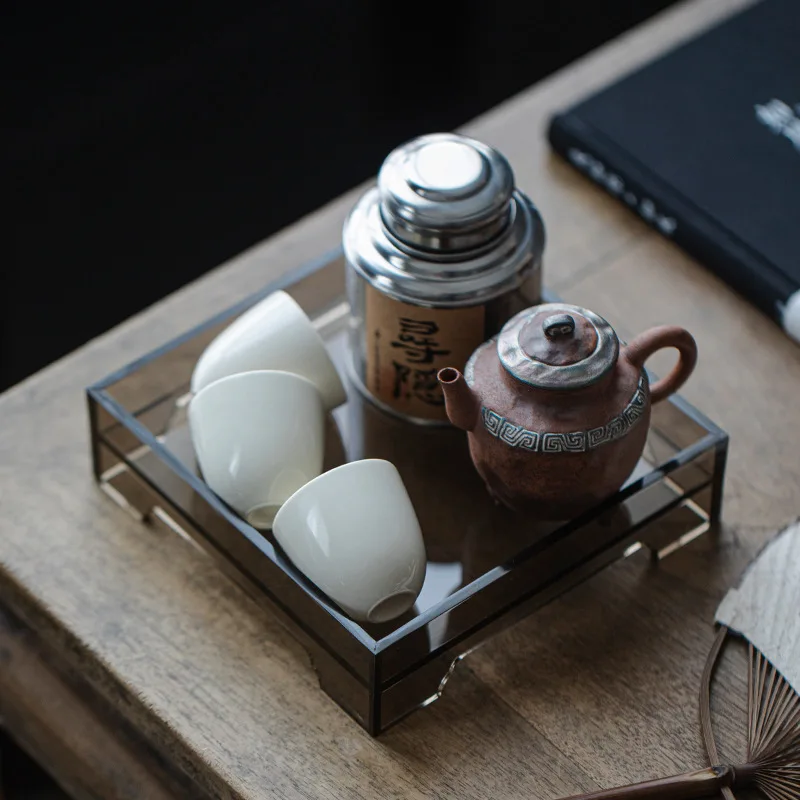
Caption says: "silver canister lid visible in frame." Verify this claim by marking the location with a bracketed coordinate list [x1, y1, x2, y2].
[379, 133, 514, 252]
[343, 132, 545, 308]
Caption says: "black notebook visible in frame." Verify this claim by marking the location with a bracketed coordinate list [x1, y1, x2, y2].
[548, 0, 800, 342]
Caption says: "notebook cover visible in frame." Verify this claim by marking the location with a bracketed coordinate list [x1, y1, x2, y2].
[548, 0, 800, 327]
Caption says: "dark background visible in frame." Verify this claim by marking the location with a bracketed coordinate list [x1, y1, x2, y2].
[2, 1, 677, 392]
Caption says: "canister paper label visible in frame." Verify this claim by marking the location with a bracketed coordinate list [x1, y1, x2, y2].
[364, 285, 485, 422]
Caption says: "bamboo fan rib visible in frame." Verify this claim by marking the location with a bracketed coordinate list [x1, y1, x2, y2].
[744, 646, 800, 800]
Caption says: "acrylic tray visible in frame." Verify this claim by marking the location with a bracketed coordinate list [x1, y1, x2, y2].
[87, 248, 729, 735]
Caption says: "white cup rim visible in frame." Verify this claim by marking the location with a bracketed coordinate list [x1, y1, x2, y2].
[189, 367, 325, 527]
[277, 292, 347, 409]
[276, 291, 334, 359]
[189, 289, 346, 409]
[190, 367, 319, 405]
[272, 458, 395, 528]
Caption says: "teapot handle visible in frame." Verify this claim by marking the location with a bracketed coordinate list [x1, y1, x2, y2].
[623, 326, 698, 404]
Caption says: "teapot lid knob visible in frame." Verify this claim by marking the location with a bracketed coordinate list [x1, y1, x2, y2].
[497, 303, 619, 390]
[543, 314, 576, 339]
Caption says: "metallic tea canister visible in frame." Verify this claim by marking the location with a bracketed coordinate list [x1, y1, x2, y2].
[343, 132, 546, 424]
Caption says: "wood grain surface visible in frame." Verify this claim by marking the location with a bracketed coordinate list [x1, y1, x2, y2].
[0, 606, 196, 800]
[3, 0, 796, 798]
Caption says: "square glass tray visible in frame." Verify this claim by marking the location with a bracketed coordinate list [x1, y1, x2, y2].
[87, 248, 728, 735]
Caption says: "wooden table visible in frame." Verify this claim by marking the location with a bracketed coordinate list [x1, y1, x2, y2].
[2, 0, 797, 797]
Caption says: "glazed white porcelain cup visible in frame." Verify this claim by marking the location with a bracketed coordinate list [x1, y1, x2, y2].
[189, 370, 325, 528]
[273, 459, 427, 623]
[191, 290, 347, 410]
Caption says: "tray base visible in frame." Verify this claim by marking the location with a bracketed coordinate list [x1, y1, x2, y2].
[88, 249, 728, 734]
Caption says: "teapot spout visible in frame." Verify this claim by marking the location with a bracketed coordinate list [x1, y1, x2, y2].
[438, 368, 480, 431]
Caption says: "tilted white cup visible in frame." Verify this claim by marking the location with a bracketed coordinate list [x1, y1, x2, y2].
[273, 459, 427, 623]
[191, 290, 346, 410]
[189, 370, 325, 528]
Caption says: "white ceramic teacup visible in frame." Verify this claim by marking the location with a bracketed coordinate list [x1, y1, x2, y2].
[272, 459, 427, 623]
[189, 370, 325, 528]
[191, 290, 346, 410]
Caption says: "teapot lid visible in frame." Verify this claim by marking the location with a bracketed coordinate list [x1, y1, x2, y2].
[497, 303, 619, 390]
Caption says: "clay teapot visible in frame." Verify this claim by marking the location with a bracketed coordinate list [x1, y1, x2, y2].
[437, 303, 697, 519]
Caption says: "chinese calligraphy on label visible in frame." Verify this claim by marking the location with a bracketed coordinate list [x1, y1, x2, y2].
[364, 286, 485, 421]
[391, 318, 449, 365]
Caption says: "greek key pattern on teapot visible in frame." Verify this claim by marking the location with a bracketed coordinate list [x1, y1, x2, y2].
[481, 375, 648, 453]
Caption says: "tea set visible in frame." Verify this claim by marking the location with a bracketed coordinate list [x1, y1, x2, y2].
[187, 134, 698, 624]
